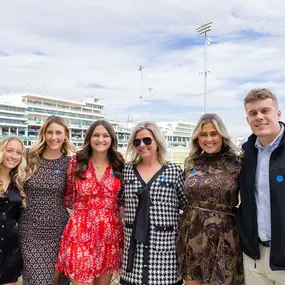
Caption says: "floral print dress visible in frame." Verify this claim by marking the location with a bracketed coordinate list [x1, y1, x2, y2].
[56, 156, 123, 283]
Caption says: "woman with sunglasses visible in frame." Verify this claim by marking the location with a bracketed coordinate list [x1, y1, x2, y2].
[120, 121, 187, 285]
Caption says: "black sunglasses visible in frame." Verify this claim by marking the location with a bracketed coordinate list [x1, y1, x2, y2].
[133, 137, 153, 147]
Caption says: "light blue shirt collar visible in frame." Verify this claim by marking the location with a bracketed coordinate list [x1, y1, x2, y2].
[255, 123, 284, 151]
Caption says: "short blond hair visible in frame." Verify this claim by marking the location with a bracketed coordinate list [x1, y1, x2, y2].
[244, 88, 278, 107]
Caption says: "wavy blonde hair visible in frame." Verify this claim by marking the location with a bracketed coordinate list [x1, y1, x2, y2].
[25, 115, 76, 181]
[0, 136, 27, 207]
[125, 121, 167, 165]
[185, 113, 242, 171]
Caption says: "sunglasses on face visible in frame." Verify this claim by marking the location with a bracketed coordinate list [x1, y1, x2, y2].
[133, 137, 153, 147]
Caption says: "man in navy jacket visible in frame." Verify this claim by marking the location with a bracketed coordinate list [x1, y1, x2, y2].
[236, 88, 285, 285]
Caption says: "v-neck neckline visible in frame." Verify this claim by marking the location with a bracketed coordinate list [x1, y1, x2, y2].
[3, 182, 12, 197]
[90, 161, 111, 183]
[133, 164, 167, 187]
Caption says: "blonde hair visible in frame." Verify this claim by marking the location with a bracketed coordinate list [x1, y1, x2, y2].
[185, 113, 242, 171]
[125, 121, 167, 165]
[25, 115, 76, 181]
[0, 136, 27, 207]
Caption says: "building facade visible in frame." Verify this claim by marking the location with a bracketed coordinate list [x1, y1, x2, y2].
[0, 93, 130, 147]
[0, 102, 28, 139]
[0, 93, 197, 167]
[158, 121, 195, 148]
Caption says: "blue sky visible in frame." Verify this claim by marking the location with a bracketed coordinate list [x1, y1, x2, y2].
[1, 0, 285, 137]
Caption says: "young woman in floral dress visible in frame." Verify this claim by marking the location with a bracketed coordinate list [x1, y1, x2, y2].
[56, 120, 124, 285]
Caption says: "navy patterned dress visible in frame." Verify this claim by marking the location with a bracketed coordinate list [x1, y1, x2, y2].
[18, 155, 71, 285]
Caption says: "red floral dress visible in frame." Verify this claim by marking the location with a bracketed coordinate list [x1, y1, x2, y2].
[56, 156, 123, 283]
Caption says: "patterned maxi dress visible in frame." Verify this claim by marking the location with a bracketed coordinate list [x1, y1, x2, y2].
[56, 156, 123, 283]
[177, 152, 244, 285]
[18, 155, 70, 285]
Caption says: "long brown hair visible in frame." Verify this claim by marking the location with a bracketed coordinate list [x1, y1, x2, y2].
[74, 120, 124, 180]
[25, 115, 76, 181]
[0, 136, 27, 207]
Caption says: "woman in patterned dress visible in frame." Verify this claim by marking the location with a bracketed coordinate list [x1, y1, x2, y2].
[18, 115, 75, 285]
[120, 121, 187, 285]
[55, 120, 124, 285]
[177, 113, 244, 285]
[0, 137, 26, 285]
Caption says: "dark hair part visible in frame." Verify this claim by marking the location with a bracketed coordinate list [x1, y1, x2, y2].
[244, 88, 278, 107]
[74, 120, 124, 180]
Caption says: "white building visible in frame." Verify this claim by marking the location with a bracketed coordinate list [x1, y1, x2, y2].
[158, 121, 195, 148]
[0, 93, 130, 147]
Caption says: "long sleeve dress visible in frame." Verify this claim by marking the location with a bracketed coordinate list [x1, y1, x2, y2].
[177, 152, 244, 285]
[56, 155, 123, 283]
[0, 182, 22, 284]
[18, 154, 71, 285]
[120, 162, 186, 285]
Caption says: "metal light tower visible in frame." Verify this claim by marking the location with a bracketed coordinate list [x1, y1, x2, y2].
[139, 65, 144, 120]
[196, 21, 212, 113]
[148, 87, 154, 119]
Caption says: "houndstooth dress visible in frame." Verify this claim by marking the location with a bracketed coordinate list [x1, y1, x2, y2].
[18, 155, 71, 285]
[120, 162, 186, 285]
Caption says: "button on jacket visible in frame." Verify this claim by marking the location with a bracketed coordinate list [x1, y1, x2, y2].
[120, 162, 186, 285]
[235, 121, 285, 270]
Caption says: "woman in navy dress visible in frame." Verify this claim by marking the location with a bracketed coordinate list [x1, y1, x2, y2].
[19, 115, 75, 285]
[0, 136, 26, 285]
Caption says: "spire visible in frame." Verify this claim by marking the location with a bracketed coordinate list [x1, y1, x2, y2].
[127, 115, 133, 129]
[127, 115, 133, 123]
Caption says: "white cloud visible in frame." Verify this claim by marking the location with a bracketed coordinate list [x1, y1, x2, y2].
[1, 0, 285, 137]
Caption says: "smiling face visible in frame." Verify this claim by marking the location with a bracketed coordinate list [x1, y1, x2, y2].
[198, 123, 223, 154]
[44, 123, 67, 152]
[1, 140, 24, 170]
[90, 125, 112, 154]
[134, 129, 158, 160]
[246, 98, 281, 146]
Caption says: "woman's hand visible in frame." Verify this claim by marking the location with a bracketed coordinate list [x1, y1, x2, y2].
[52, 269, 61, 285]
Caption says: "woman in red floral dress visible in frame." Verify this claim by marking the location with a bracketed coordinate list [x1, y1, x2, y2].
[55, 120, 124, 285]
